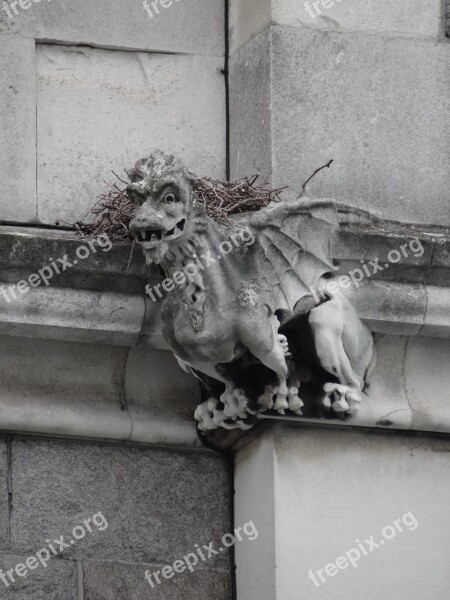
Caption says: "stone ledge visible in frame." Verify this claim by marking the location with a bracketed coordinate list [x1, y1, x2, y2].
[0, 220, 448, 443]
[0, 222, 448, 345]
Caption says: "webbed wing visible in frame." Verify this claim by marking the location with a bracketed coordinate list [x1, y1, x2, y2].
[246, 199, 339, 317]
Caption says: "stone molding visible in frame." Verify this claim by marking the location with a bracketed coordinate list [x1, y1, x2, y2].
[0, 219, 448, 443]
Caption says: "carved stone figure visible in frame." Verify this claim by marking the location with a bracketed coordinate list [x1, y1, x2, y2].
[127, 151, 375, 432]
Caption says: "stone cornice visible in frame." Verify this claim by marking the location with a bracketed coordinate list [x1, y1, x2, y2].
[0, 219, 448, 445]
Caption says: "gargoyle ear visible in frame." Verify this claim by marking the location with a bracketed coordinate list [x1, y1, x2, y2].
[125, 168, 135, 181]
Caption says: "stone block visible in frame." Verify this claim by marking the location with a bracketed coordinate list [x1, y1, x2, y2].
[36, 44, 225, 224]
[268, 27, 450, 225]
[236, 426, 450, 599]
[83, 560, 231, 600]
[10, 438, 230, 565]
[0, 335, 132, 439]
[271, 0, 442, 38]
[0, 0, 223, 56]
[0, 35, 36, 222]
[125, 347, 201, 445]
[231, 26, 450, 225]
[230, 0, 271, 53]
[229, 30, 272, 180]
[405, 336, 450, 432]
[275, 427, 450, 599]
[0, 554, 77, 599]
[0, 438, 9, 547]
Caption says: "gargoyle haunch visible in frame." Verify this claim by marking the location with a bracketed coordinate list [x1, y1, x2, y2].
[127, 151, 375, 432]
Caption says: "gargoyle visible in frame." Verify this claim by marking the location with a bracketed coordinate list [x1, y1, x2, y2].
[127, 151, 375, 432]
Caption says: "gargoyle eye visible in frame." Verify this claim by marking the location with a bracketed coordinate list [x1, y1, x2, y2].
[164, 192, 177, 203]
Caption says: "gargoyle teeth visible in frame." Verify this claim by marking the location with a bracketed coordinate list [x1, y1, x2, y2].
[141, 230, 147, 240]
[151, 234, 158, 242]
[165, 219, 186, 239]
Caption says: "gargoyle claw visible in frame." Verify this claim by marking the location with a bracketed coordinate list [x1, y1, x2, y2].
[288, 386, 304, 415]
[320, 383, 362, 416]
[277, 334, 291, 356]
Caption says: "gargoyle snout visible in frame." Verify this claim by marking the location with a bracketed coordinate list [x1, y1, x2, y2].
[129, 216, 162, 234]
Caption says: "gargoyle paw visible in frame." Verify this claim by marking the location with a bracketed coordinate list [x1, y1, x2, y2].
[319, 383, 362, 416]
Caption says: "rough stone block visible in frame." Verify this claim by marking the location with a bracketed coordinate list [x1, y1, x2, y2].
[271, 0, 442, 38]
[10, 438, 230, 565]
[0, 438, 9, 547]
[0, 554, 77, 599]
[231, 26, 450, 224]
[83, 560, 231, 600]
[36, 44, 225, 225]
[0, 335, 132, 439]
[0, 0, 223, 56]
[230, 30, 272, 180]
[405, 336, 450, 432]
[125, 347, 201, 445]
[271, 26, 450, 224]
[274, 428, 450, 599]
[0, 35, 36, 222]
[236, 427, 450, 599]
[230, 0, 271, 53]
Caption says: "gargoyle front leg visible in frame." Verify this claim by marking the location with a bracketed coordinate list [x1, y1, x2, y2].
[244, 316, 303, 415]
[309, 294, 373, 416]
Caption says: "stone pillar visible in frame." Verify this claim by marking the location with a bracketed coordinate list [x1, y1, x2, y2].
[235, 424, 450, 599]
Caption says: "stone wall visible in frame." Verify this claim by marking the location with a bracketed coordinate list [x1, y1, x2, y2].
[0, 436, 231, 599]
[0, 0, 226, 224]
[230, 0, 450, 225]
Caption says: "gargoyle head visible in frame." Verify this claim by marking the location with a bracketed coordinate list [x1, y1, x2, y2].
[127, 151, 198, 264]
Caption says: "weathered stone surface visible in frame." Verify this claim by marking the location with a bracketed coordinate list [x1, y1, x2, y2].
[231, 26, 450, 225]
[405, 336, 450, 432]
[352, 280, 427, 335]
[10, 438, 230, 565]
[236, 426, 450, 599]
[0, 335, 133, 439]
[0, 0, 223, 56]
[125, 347, 201, 444]
[271, 0, 442, 38]
[355, 334, 413, 429]
[230, 0, 271, 53]
[0, 438, 9, 546]
[36, 45, 225, 225]
[230, 0, 442, 51]
[270, 27, 450, 225]
[0, 35, 36, 222]
[83, 560, 231, 600]
[0, 554, 77, 599]
[230, 29, 272, 180]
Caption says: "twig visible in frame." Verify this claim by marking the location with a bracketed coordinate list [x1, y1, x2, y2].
[126, 240, 135, 270]
[299, 159, 333, 198]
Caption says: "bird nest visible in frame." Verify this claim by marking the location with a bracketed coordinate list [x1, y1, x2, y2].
[74, 175, 287, 243]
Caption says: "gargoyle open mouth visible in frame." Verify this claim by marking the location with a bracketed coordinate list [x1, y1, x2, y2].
[135, 219, 186, 244]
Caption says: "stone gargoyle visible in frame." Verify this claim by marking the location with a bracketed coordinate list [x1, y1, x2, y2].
[126, 151, 375, 432]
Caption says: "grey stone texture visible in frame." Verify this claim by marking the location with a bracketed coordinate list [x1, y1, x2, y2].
[0, 554, 78, 599]
[83, 560, 231, 600]
[230, 26, 450, 225]
[36, 44, 226, 225]
[0, 0, 224, 56]
[0, 35, 36, 222]
[229, 28, 272, 179]
[0, 439, 9, 544]
[230, 0, 443, 52]
[9, 438, 230, 567]
[236, 426, 450, 599]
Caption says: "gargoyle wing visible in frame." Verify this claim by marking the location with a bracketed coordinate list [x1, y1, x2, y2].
[246, 199, 339, 317]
